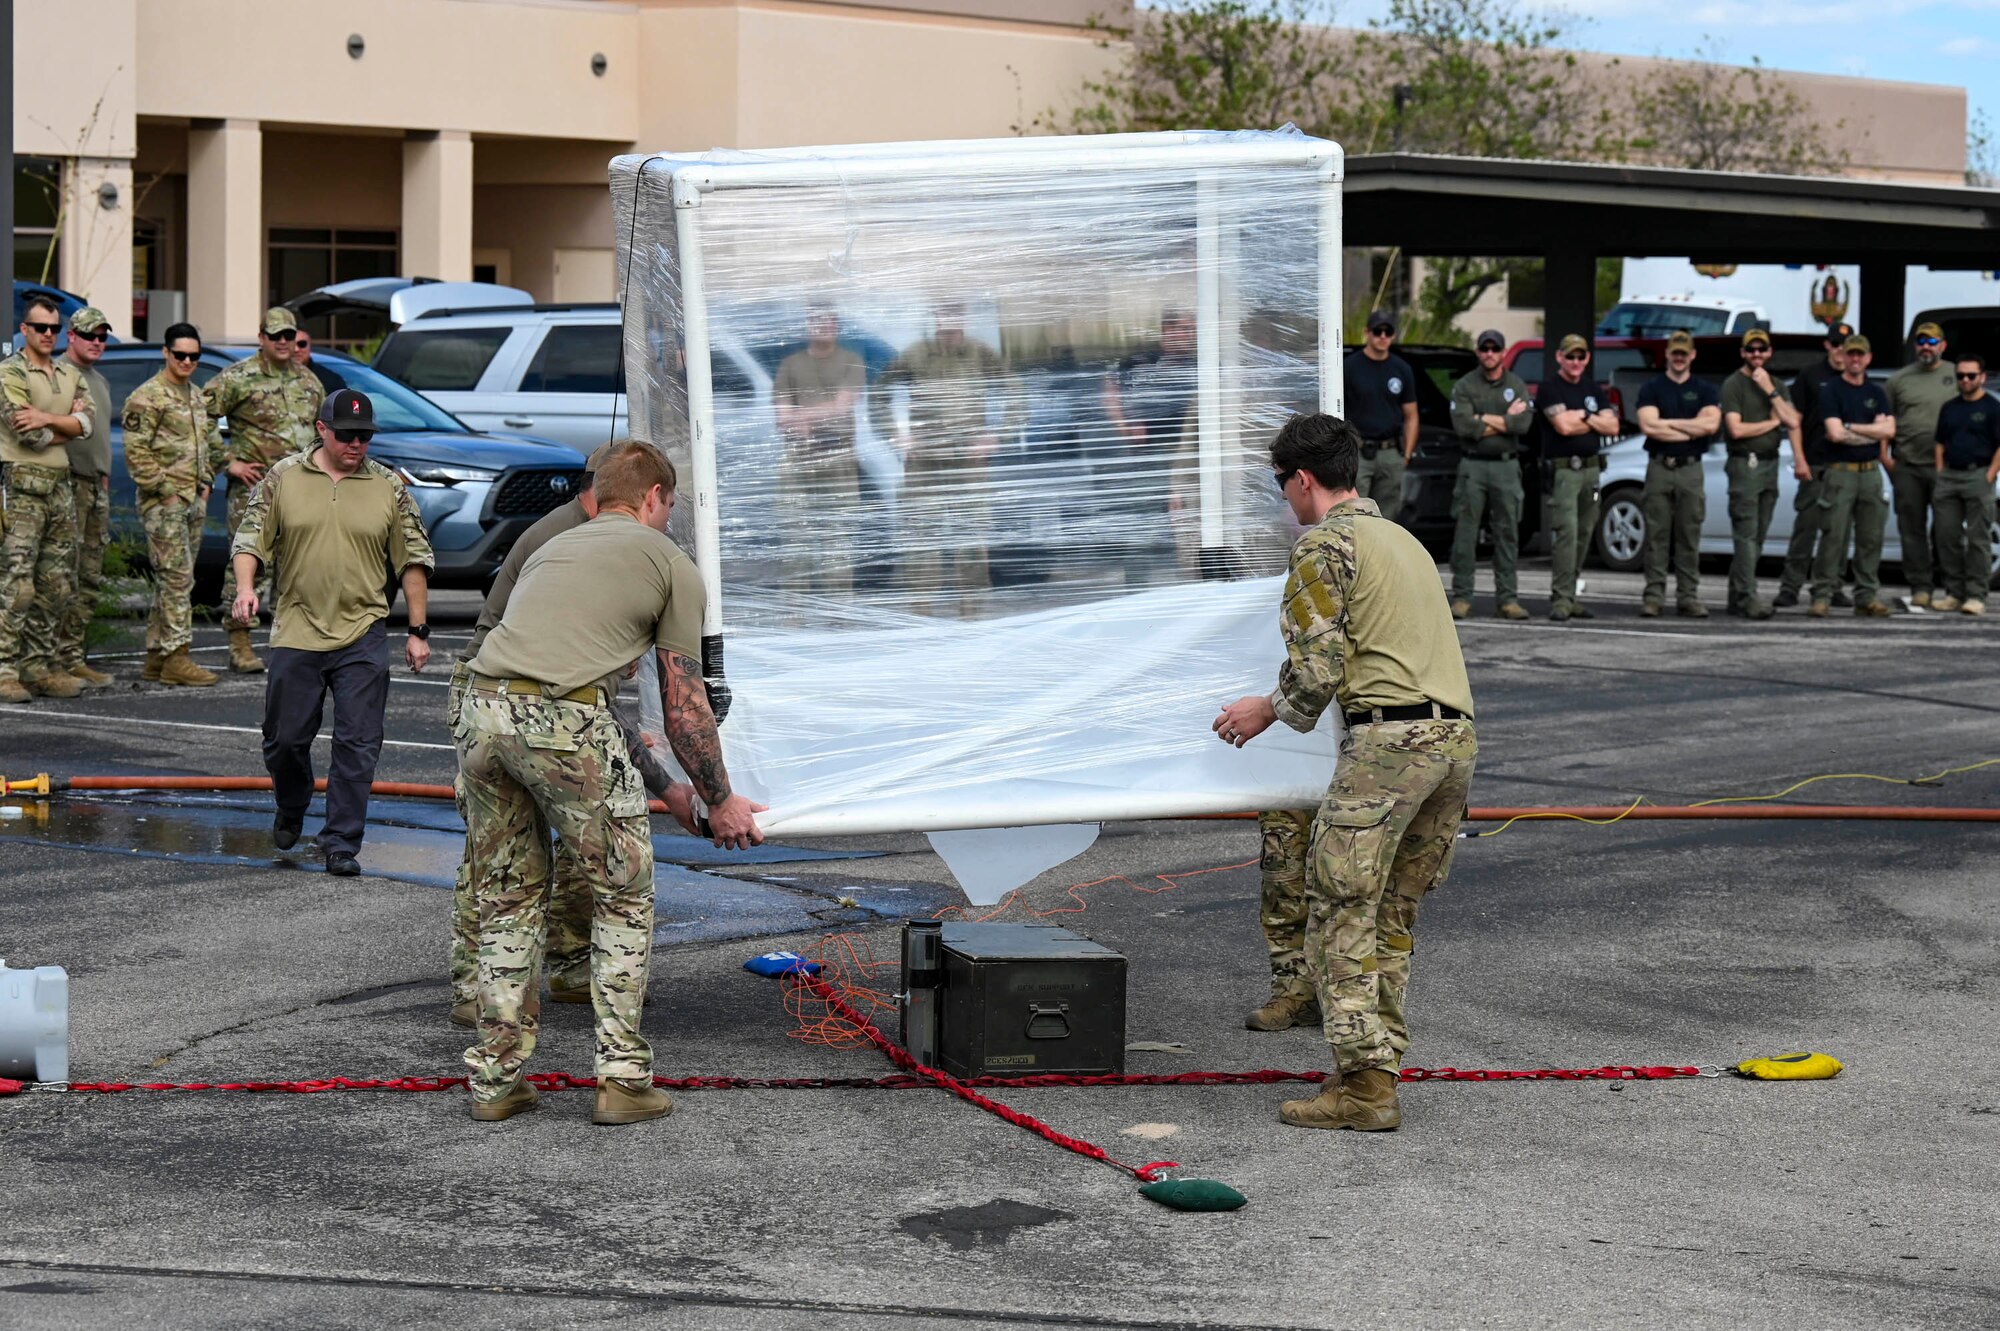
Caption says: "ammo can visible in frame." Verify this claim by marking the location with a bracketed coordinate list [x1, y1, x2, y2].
[929, 923, 1126, 1079]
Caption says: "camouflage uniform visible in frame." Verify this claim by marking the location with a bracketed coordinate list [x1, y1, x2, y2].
[456, 685, 656, 1100]
[204, 342, 323, 629]
[55, 344, 113, 672]
[0, 352, 94, 688]
[123, 370, 229, 654]
[447, 662, 674, 1007]
[1257, 809, 1312, 1000]
[1272, 497, 1478, 1075]
[872, 335, 1025, 615]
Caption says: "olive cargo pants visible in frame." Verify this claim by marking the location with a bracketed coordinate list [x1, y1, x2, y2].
[1641, 457, 1705, 606]
[1890, 461, 1939, 594]
[1449, 457, 1522, 604]
[1546, 459, 1600, 611]
[1933, 469, 1997, 601]
[1812, 464, 1887, 606]
[1725, 454, 1781, 609]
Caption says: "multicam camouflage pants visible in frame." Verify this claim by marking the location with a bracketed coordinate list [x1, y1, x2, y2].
[56, 473, 109, 668]
[447, 667, 595, 1004]
[777, 452, 862, 599]
[456, 686, 655, 1100]
[218, 477, 274, 629]
[0, 462, 77, 680]
[139, 496, 205, 654]
[1305, 718, 1478, 1075]
[1257, 810, 1312, 1000]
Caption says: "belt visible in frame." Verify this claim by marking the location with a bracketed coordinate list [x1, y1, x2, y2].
[470, 673, 602, 705]
[1344, 702, 1470, 729]
[1829, 461, 1879, 472]
[1466, 452, 1517, 463]
[1652, 455, 1701, 469]
[1553, 455, 1601, 471]
[1360, 438, 1398, 457]
[1944, 462, 1988, 472]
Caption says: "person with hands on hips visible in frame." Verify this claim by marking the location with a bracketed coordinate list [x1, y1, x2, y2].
[230, 388, 434, 878]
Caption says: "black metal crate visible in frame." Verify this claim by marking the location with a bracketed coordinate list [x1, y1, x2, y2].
[931, 923, 1126, 1079]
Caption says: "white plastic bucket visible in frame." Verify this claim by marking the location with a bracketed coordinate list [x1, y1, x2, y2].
[0, 959, 69, 1082]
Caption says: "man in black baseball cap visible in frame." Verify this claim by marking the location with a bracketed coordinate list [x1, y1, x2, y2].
[230, 385, 435, 876]
[1776, 321, 1857, 606]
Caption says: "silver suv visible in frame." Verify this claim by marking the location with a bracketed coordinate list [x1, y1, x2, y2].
[373, 304, 629, 450]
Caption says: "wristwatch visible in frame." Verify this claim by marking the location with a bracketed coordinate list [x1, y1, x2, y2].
[407, 623, 431, 641]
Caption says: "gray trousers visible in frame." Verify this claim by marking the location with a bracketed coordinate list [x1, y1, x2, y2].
[264, 620, 391, 857]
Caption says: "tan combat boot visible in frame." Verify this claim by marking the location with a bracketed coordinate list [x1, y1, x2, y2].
[1931, 593, 1961, 613]
[1496, 601, 1530, 621]
[1280, 1066, 1402, 1131]
[228, 627, 265, 673]
[67, 661, 114, 688]
[21, 667, 81, 699]
[142, 649, 165, 681]
[0, 674, 30, 705]
[1962, 599, 1987, 617]
[594, 1078, 674, 1125]
[448, 999, 476, 1028]
[1449, 598, 1472, 620]
[158, 646, 219, 688]
[468, 1078, 540, 1122]
[1245, 992, 1321, 1032]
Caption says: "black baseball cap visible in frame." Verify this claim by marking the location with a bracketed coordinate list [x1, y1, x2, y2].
[1823, 321, 1855, 344]
[1475, 329, 1506, 351]
[1366, 309, 1397, 332]
[319, 389, 375, 431]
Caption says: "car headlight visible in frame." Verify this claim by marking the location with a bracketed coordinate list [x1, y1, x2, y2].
[393, 463, 500, 487]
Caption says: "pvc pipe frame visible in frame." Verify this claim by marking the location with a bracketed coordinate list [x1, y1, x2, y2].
[40, 777, 2000, 826]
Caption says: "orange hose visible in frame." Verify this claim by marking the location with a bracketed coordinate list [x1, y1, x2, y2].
[33, 777, 2000, 823]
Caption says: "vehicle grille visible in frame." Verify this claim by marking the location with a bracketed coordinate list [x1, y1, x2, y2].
[492, 468, 586, 518]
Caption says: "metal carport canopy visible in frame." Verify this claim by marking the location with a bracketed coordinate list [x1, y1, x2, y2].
[1342, 153, 2000, 264]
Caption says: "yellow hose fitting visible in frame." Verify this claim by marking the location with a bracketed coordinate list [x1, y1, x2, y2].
[1735, 1051, 1843, 1080]
[0, 773, 52, 797]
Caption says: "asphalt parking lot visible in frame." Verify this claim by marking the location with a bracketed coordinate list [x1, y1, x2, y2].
[4, 561, 1999, 1330]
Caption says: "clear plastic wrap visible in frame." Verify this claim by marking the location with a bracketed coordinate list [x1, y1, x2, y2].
[610, 131, 1345, 836]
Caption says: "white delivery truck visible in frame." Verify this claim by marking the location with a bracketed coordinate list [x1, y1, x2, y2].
[1602, 258, 2000, 338]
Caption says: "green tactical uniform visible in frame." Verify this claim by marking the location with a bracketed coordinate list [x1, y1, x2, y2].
[1718, 369, 1793, 612]
[1812, 375, 1893, 609]
[205, 341, 323, 629]
[870, 335, 1025, 615]
[459, 511, 705, 1103]
[123, 370, 230, 655]
[1780, 359, 1844, 601]
[55, 355, 113, 672]
[0, 351, 95, 691]
[1446, 369, 1532, 606]
[1932, 393, 2000, 603]
[1886, 358, 1958, 598]
[1271, 497, 1478, 1077]
[775, 345, 868, 598]
[1256, 809, 1312, 1005]
[1636, 369, 1721, 610]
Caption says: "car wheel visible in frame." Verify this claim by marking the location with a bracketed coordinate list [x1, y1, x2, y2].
[1594, 486, 1645, 573]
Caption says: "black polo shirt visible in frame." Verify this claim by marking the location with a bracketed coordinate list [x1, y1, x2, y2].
[1790, 359, 1842, 465]
[1936, 395, 2000, 470]
[1636, 374, 1719, 459]
[1343, 350, 1417, 441]
[1535, 375, 1614, 460]
[1816, 377, 1891, 464]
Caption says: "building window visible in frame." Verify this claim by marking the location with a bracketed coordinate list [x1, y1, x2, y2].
[268, 227, 399, 352]
[14, 157, 64, 289]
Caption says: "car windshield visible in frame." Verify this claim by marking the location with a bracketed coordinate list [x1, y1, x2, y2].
[309, 359, 468, 433]
[1597, 304, 1732, 339]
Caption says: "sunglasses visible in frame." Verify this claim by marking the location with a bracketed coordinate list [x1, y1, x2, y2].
[1743, 344, 1770, 353]
[71, 328, 109, 343]
[23, 320, 60, 336]
[330, 428, 374, 445]
[1560, 351, 1589, 362]
[1273, 468, 1297, 493]
[166, 348, 201, 363]
[1916, 337, 1941, 347]
[1477, 343, 1503, 353]
[1957, 372, 1983, 381]
[267, 329, 297, 342]
[1367, 326, 1394, 336]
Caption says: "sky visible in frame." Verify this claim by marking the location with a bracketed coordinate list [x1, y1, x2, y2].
[1336, 0, 2000, 141]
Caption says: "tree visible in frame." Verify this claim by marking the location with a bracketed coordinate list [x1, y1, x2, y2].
[1620, 43, 1849, 176]
[1027, 0, 1341, 136]
[1969, 108, 1995, 188]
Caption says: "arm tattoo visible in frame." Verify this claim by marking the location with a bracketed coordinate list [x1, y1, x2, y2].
[661, 649, 732, 805]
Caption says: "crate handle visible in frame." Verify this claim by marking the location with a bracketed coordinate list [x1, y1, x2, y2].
[1024, 1002, 1071, 1040]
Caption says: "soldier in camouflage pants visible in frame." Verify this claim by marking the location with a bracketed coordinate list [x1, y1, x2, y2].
[1247, 809, 1315, 1030]
[1306, 719, 1477, 1074]
[457, 685, 657, 1101]
[0, 464, 77, 687]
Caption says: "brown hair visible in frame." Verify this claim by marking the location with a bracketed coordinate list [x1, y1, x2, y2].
[591, 440, 677, 509]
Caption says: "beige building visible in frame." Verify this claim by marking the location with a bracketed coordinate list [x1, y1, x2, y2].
[10, 0, 1970, 346]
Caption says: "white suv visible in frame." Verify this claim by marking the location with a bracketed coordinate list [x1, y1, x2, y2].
[373, 304, 632, 450]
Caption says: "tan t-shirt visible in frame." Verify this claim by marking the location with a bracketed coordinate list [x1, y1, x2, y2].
[467, 510, 705, 693]
[775, 346, 866, 450]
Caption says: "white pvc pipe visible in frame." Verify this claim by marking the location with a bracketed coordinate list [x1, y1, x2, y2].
[757, 788, 1306, 837]
[1195, 173, 1225, 550]
[672, 181, 726, 637]
[1319, 159, 1344, 416]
